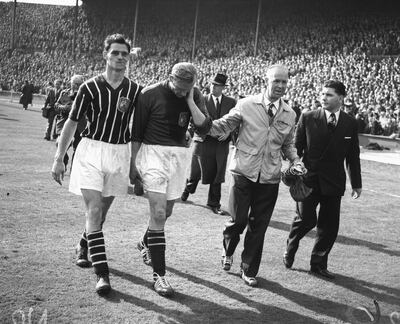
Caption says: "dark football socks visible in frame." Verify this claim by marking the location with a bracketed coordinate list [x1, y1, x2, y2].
[87, 230, 109, 275]
[143, 228, 149, 247]
[79, 230, 88, 249]
[148, 230, 166, 276]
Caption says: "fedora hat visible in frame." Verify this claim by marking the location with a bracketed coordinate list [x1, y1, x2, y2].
[211, 73, 228, 86]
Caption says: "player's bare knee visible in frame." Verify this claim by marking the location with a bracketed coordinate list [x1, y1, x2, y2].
[88, 205, 102, 216]
[151, 208, 167, 225]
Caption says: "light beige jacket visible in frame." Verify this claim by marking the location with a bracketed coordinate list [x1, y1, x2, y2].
[209, 91, 299, 183]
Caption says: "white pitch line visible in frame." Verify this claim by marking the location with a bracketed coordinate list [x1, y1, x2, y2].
[364, 188, 400, 199]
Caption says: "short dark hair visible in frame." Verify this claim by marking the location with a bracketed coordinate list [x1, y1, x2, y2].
[324, 80, 347, 96]
[104, 34, 131, 53]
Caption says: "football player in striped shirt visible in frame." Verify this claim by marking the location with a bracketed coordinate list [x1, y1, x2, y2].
[131, 62, 211, 296]
[51, 34, 141, 295]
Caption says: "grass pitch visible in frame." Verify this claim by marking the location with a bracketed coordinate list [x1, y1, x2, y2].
[0, 102, 399, 324]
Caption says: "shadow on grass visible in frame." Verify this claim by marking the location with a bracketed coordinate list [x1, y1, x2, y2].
[289, 268, 400, 306]
[257, 277, 392, 324]
[109, 267, 322, 324]
[0, 112, 19, 122]
[176, 199, 230, 216]
[270, 219, 400, 257]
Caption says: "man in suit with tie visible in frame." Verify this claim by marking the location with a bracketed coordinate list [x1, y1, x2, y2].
[181, 73, 236, 215]
[283, 80, 362, 279]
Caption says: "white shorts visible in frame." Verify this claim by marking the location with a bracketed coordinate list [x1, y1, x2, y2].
[136, 144, 190, 200]
[69, 138, 131, 197]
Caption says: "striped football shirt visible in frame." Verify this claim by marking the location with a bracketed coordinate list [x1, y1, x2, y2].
[69, 74, 141, 144]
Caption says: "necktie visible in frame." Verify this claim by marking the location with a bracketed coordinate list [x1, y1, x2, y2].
[268, 103, 275, 118]
[328, 113, 336, 131]
[216, 98, 221, 117]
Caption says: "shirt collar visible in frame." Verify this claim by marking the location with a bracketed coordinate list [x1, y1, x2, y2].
[262, 90, 279, 108]
[265, 99, 280, 112]
[255, 91, 292, 113]
[212, 94, 222, 102]
[324, 109, 340, 122]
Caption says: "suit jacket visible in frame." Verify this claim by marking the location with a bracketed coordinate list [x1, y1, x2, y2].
[190, 93, 236, 184]
[296, 108, 362, 196]
[192, 94, 236, 143]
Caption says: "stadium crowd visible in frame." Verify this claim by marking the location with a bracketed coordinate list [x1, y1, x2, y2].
[0, 0, 399, 137]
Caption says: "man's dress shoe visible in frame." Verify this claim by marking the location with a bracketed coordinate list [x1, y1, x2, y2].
[283, 252, 294, 269]
[310, 266, 335, 279]
[210, 207, 225, 215]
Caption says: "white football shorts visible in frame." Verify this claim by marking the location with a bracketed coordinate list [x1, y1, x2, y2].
[69, 137, 130, 197]
[136, 144, 190, 200]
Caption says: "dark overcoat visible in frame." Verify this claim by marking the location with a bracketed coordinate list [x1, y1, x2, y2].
[192, 93, 236, 184]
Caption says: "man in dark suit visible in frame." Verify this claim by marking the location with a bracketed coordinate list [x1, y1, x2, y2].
[181, 73, 236, 215]
[283, 80, 362, 279]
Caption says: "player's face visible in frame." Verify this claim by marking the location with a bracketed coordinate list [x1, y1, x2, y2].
[320, 87, 343, 112]
[169, 76, 194, 98]
[104, 43, 129, 72]
[266, 67, 288, 101]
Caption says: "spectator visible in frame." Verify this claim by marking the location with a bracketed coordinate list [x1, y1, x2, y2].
[19, 80, 33, 110]
[0, 0, 399, 138]
[365, 113, 384, 135]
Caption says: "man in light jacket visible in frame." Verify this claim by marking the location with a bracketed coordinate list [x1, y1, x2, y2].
[208, 64, 306, 286]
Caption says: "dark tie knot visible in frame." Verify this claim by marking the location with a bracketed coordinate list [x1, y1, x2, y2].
[328, 113, 336, 130]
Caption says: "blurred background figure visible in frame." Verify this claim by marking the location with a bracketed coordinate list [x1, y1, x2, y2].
[54, 75, 85, 171]
[19, 80, 33, 110]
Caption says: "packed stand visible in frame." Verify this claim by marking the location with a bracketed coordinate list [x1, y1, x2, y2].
[0, 0, 399, 137]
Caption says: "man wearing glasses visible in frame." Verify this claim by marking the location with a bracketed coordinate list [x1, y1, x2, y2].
[51, 34, 142, 295]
